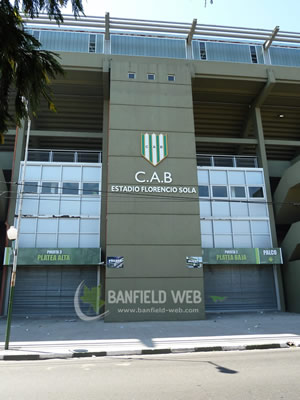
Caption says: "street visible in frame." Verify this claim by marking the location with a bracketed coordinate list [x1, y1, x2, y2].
[1, 348, 300, 399]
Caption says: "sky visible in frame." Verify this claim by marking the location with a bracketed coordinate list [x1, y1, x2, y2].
[63, 0, 300, 32]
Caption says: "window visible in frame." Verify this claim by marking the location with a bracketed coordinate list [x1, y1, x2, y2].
[62, 182, 79, 195]
[200, 42, 207, 60]
[230, 186, 246, 198]
[168, 74, 175, 82]
[89, 34, 96, 53]
[41, 182, 59, 194]
[212, 186, 227, 197]
[128, 72, 136, 79]
[83, 183, 99, 195]
[250, 45, 258, 64]
[198, 185, 209, 197]
[23, 182, 38, 194]
[32, 30, 40, 40]
[249, 186, 264, 198]
[147, 73, 155, 80]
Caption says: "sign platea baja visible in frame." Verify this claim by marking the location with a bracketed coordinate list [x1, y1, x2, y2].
[110, 133, 198, 194]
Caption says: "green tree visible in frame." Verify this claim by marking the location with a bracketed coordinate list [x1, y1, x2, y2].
[0, 0, 84, 143]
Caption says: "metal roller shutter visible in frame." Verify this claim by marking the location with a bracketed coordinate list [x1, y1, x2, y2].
[13, 266, 97, 316]
[204, 265, 278, 312]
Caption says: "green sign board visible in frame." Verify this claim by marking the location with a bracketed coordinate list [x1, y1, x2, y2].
[202, 248, 282, 265]
[3, 248, 101, 266]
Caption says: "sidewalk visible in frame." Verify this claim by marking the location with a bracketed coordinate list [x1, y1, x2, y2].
[1, 311, 300, 360]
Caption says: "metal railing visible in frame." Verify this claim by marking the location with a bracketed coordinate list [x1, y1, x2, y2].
[196, 154, 258, 168]
[23, 14, 300, 66]
[27, 149, 102, 163]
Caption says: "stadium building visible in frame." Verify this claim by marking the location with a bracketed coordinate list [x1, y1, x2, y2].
[1, 15, 300, 321]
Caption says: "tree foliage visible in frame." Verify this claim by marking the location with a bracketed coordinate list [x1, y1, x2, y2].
[0, 0, 84, 141]
[14, 0, 84, 23]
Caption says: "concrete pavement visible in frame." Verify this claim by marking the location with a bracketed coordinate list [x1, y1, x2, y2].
[1, 311, 300, 360]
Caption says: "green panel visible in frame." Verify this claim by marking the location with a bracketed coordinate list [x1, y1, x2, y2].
[108, 130, 196, 158]
[105, 277, 205, 322]
[106, 245, 203, 278]
[110, 81, 193, 107]
[3, 248, 101, 266]
[203, 248, 282, 265]
[109, 105, 195, 133]
[107, 214, 201, 246]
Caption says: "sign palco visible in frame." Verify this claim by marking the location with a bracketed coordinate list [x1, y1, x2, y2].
[111, 171, 197, 194]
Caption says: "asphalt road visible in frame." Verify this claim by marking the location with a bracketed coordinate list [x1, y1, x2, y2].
[1, 349, 300, 399]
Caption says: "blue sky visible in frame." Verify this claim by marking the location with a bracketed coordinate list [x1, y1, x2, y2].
[64, 0, 300, 32]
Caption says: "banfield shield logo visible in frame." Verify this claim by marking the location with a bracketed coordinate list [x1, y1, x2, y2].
[141, 133, 168, 166]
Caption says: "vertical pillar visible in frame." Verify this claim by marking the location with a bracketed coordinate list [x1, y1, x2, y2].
[0, 124, 26, 315]
[104, 58, 205, 321]
[253, 107, 285, 311]
[100, 60, 110, 299]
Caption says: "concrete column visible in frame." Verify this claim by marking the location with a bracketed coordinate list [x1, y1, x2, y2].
[104, 58, 204, 321]
[253, 107, 285, 311]
[6, 124, 26, 227]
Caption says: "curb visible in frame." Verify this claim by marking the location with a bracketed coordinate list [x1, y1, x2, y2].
[0, 342, 299, 361]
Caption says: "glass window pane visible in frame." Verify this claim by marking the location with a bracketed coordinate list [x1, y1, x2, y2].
[198, 185, 209, 197]
[232, 220, 250, 234]
[214, 235, 233, 248]
[246, 171, 263, 185]
[251, 220, 270, 234]
[62, 166, 81, 181]
[37, 219, 58, 233]
[79, 234, 100, 248]
[230, 186, 246, 198]
[58, 234, 78, 248]
[228, 171, 245, 185]
[249, 186, 264, 198]
[249, 203, 268, 217]
[42, 182, 59, 194]
[213, 156, 233, 167]
[22, 199, 39, 215]
[19, 234, 36, 248]
[81, 199, 100, 216]
[83, 183, 99, 195]
[200, 220, 213, 234]
[23, 182, 38, 193]
[60, 198, 80, 215]
[212, 201, 230, 217]
[82, 167, 101, 181]
[42, 166, 61, 180]
[39, 199, 60, 215]
[230, 202, 249, 217]
[20, 218, 37, 233]
[233, 235, 252, 248]
[210, 171, 227, 184]
[201, 235, 214, 248]
[252, 235, 272, 248]
[62, 182, 79, 195]
[197, 170, 209, 184]
[199, 201, 211, 216]
[80, 219, 99, 233]
[214, 220, 231, 234]
[58, 219, 80, 233]
[36, 234, 57, 248]
[24, 166, 41, 180]
[212, 186, 227, 197]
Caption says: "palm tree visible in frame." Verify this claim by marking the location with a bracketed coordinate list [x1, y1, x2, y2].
[0, 0, 84, 143]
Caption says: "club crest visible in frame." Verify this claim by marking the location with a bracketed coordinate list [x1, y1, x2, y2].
[141, 133, 168, 166]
